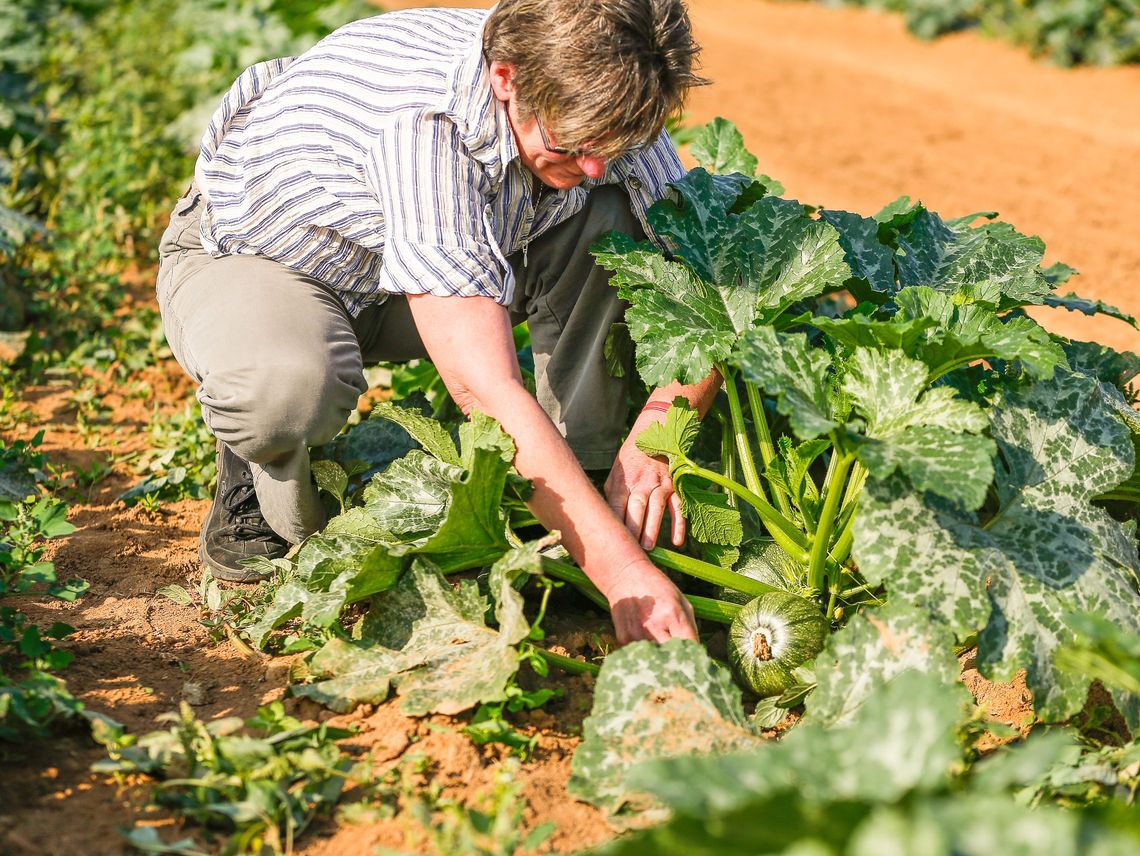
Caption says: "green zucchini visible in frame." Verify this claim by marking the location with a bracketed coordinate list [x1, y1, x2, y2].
[719, 538, 810, 604]
[727, 591, 827, 697]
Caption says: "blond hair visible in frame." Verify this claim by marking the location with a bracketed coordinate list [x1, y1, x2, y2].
[484, 0, 707, 159]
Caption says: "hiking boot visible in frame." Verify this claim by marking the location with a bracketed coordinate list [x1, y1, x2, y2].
[199, 442, 290, 582]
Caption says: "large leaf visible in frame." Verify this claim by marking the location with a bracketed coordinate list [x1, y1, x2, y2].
[819, 207, 900, 295]
[594, 172, 848, 385]
[735, 326, 837, 440]
[1043, 291, 1137, 328]
[293, 554, 529, 716]
[895, 285, 1064, 379]
[810, 602, 959, 726]
[567, 639, 760, 822]
[369, 400, 460, 465]
[897, 211, 1053, 307]
[593, 233, 747, 386]
[855, 371, 1140, 727]
[244, 536, 404, 648]
[843, 347, 996, 509]
[360, 411, 513, 572]
[626, 670, 967, 817]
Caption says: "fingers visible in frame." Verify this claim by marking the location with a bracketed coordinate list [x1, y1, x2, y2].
[641, 486, 670, 550]
[669, 492, 685, 547]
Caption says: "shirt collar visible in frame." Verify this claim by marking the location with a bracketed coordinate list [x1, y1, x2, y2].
[441, 13, 518, 181]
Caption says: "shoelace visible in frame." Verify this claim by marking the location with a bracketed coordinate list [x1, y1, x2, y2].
[219, 482, 281, 543]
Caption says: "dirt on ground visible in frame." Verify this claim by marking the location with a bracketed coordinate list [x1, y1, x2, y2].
[2, 1, 1136, 853]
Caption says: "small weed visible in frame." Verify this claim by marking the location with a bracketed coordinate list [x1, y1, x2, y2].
[120, 402, 217, 507]
[95, 700, 356, 856]
[381, 757, 556, 856]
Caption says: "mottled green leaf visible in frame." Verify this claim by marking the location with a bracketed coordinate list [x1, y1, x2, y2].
[294, 560, 520, 715]
[735, 326, 837, 439]
[689, 117, 758, 177]
[812, 312, 939, 353]
[361, 450, 457, 543]
[370, 401, 460, 465]
[647, 168, 762, 286]
[819, 208, 899, 295]
[895, 285, 1064, 379]
[310, 459, 348, 507]
[897, 212, 1052, 307]
[855, 371, 1140, 727]
[634, 398, 700, 463]
[1062, 339, 1140, 396]
[1044, 292, 1137, 328]
[628, 670, 966, 818]
[810, 603, 959, 726]
[593, 235, 745, 385]
[567, 639, 760, 822]
[360, 413, 514, 572]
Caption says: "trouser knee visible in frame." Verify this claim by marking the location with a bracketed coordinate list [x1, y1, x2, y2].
[200, 360, 364, 464]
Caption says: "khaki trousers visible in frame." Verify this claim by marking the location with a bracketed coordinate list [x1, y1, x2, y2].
[155, 185, 642, 543]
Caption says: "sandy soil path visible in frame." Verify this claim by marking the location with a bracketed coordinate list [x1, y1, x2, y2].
[390, 0, 1140, 355]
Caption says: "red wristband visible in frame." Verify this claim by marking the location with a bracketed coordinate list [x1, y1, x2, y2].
[640, 401, 673, 415]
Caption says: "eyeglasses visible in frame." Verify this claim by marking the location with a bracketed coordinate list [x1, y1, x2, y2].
[535, 115, 652, 159]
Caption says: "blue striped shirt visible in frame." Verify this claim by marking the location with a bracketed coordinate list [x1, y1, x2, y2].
[193, 7, 686, 316]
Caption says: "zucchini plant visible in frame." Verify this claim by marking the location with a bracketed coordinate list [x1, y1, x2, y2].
[593, 118, 1140, 723]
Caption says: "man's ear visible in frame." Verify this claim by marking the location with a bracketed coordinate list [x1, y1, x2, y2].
[488, 60, 516, 103]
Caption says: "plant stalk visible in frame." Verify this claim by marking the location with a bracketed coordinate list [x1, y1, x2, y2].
[649, 547, 780, 597]
[535, 648, 601, 676]
[718, 364, 765, 499]
[807, 450, 855, 592]
[744, 380, 794, 519]
[540, 557, 740, 624]
[678, 463, 808, 561]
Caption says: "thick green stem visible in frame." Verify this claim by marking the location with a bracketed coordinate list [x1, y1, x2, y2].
[649, 547, 780, 597]
[679, 464, 808, 561]
[744, 380, 795, 519]
[541, 557, 740, 624]
[841, 460, 867, 510]
[825, 586, 839, 622]
[828, 507, 856, 566]
[718, 364, 764, 499]
[808, 451, 855, 592]
[535, 648, 601, 676]
[720, 417, 738, 508]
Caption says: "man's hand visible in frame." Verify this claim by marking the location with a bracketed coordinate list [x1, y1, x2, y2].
[604, 559, 697, 644]
[605, 415, 685, 550]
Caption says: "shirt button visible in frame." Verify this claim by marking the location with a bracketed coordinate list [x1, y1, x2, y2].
[627, 175, 642, 190]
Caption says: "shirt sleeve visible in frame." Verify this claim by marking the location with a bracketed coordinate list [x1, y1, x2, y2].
[367, 110, 513, 304]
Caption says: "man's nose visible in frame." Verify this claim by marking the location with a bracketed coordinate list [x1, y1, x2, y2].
[576, 153, 607, 180]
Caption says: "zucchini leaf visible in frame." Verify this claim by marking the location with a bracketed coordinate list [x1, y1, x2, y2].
[809, 602, 959, 727]
[855, 371, 1140, 728]
[735, 326, 838, 440]
[592, 168, 848, 387]
[688, 117, 759, 177]
[567, 639, 760, 824]
[843, 347, 996, 510]
[292, 541, 545, 716]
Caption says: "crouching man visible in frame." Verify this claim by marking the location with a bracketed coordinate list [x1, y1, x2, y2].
[156, 0, 721, 644]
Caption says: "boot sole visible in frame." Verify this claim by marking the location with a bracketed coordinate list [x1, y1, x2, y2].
[198, 539, 274, 583]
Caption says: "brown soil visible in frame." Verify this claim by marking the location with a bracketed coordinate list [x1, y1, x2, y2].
[3, 1, 1137, 853]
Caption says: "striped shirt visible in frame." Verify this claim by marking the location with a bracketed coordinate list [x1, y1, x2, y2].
[193, 7, 686, 316]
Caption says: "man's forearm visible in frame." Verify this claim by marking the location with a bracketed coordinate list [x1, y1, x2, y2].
[471, 383, 649, 596]
[642, 370, 723, 418]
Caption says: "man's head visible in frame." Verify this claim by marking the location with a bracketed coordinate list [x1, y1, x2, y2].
[484, 0, 706, 187]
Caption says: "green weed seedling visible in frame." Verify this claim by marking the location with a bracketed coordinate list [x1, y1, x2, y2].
[95, 700, 356, 856]
[381, 757, 555, 856]
[120, 403, 217, 507]
[0, 491, 87, 741]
